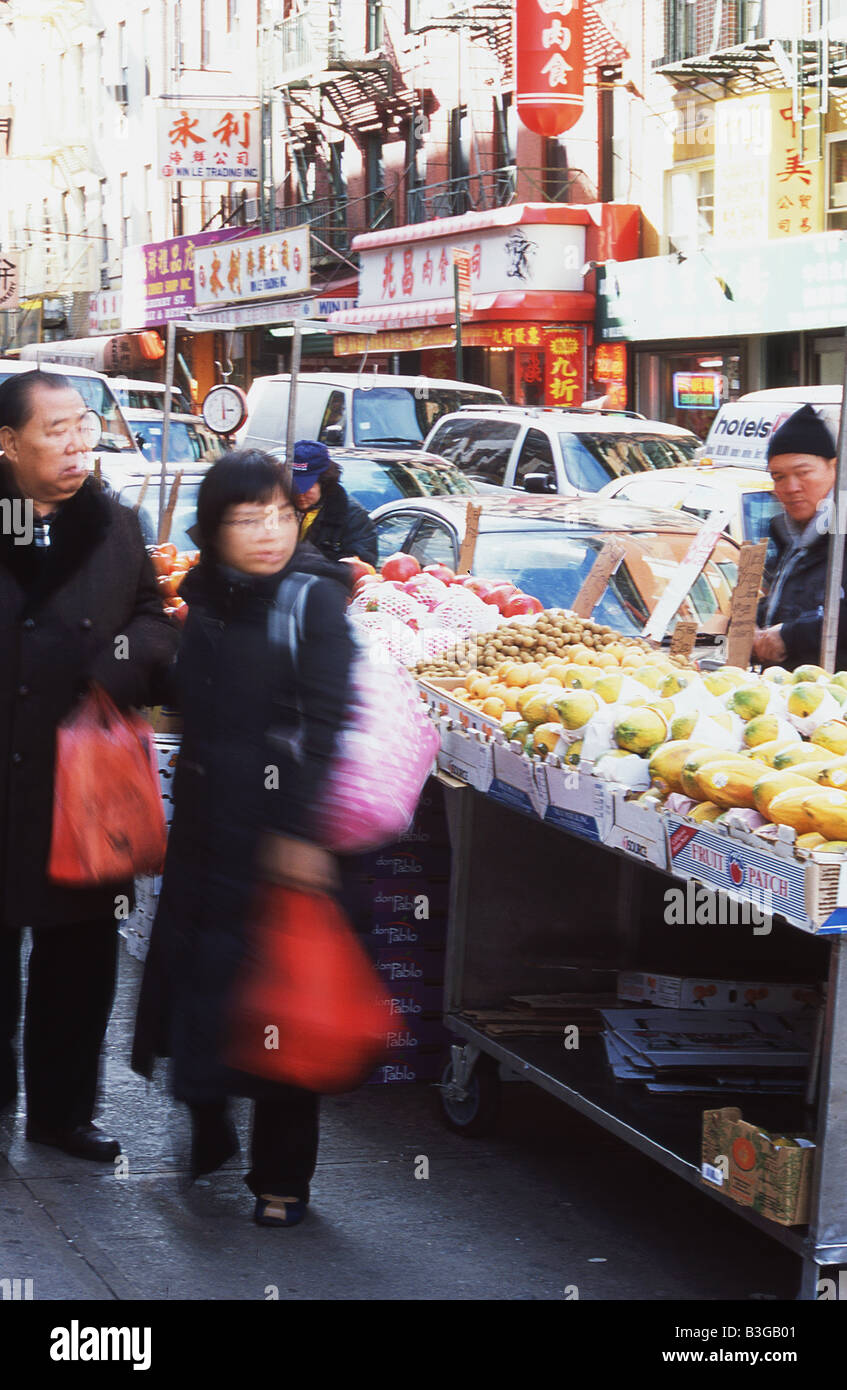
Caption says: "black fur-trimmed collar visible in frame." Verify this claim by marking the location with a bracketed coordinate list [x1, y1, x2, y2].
[0, 457, 112, 613]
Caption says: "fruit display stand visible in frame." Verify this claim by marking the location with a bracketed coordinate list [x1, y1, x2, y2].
[429, 719, 847, 1298]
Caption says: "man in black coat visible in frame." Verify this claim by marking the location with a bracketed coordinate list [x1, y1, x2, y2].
[753, 403, 843, 672]
[0, 371, 179, 1160]
[290, 439, 378, 566]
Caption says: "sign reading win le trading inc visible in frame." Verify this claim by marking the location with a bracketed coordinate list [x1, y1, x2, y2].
[156, 106, 260, 180]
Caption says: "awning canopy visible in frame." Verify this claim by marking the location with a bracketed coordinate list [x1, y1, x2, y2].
[350, 201, 596, 254]
[18, 332, 164, 373]
[328, 289, 595, 332]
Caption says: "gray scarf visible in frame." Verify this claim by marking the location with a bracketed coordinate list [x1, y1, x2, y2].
[765, 492, 833, 625]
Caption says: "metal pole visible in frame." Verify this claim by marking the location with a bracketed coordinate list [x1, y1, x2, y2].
[453, 264, 464, 382]
[158, 320, 177, 542]
[283, 320, 302, 493]
[820, 325, 847, 670]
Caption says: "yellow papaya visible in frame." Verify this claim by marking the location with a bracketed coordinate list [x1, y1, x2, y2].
[647, 740, 699, 795]
[802, 790, 847, 841]
[695, 759, 761, 809]
[752, 768, 820, 817]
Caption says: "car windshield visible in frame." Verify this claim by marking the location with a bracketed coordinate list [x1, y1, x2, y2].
[339, 457, 476, 510]
[120, 479, 200, 552]
[0, 370, 137, 453]
[352, 387, 498, 448]
[133, 419, 225, 464]
[473, 529, 732, 636]
[115, 386, 189, 411]
[558, 432, 700, 492]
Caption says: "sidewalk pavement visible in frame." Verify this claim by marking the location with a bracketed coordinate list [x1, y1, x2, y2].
[0, 942, 801, 1301]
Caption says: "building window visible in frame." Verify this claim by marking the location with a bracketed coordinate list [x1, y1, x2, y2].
[120, 173, 131, 250]
[201, 0, 211, 68]
[826, 132, 847, 230]
[144, 165, 153, 240]
[142, 9, 151, 96]
[366, 0, 383, 51]
[665, 160, 714, 253]
[118, 20, 128, 91]
[366, 133, 385, 226]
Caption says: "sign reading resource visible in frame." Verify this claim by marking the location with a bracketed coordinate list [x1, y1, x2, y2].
[672, 372, 723, 410]
[193, 227, 310, 307]
[157, 106, 260, 181]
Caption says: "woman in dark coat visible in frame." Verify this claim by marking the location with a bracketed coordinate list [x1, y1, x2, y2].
[132, 449, 353, 1227]
[291, 439, 378, 566]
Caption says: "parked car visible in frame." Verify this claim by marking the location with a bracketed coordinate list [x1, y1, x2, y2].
[0, 358, 143, 466]
[309, 447, 484, 510]
[125, 408, 227, 466]
[369, 494, 740, 640]
[422, 406, 702, 497]
[239, 371, 505, 453]
[597, 465, 779, 559]
[113, 467, 207, 553]
[112, 378, 191, 413]
[702, 386, 841, 468]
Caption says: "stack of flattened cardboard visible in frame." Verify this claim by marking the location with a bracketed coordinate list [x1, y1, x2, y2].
[600, 1008, 813, 1094]
[461, 993, 616, 1037]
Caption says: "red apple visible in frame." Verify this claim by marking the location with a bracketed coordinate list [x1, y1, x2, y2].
[483, 583, 519, 613]
[422, 563, 455, 584]
[381, 553, 421, 583]
[340, 556, 377, 585]
[503, 593, 543, 617]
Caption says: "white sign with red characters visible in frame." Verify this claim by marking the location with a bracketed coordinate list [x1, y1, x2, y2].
[157, 106, 260, 181]
[357, 222, 584, 308]
[193, 228, 311, 306]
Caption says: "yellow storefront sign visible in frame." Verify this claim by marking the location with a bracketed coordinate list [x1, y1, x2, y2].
[714, 89, 823, 244]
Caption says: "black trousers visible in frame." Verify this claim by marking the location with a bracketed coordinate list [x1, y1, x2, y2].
[0, 918, 118, 1130]
[190, 1088, 320, 1203]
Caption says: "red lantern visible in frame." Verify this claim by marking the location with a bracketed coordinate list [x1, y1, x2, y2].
[515, 0, 585, 138]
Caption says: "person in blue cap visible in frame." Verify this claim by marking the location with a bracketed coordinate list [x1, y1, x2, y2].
[290, 440, 378, 567]
[753, 403, 840, 670]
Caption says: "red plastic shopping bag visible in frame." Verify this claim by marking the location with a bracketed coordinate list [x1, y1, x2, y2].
[48, 685, 167, 885]
[227, 884, 392, 1093]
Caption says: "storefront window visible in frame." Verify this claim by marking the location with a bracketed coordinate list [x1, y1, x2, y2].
[635, 348, 742, 439]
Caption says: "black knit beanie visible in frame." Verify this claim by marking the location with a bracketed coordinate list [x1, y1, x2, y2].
[767, 403, 836, 461]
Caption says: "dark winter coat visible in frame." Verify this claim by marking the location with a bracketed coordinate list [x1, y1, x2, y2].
[0, 460, 179, 930]
[303, 481, 378, 566]
[131, 542, 354, 1104]
[757, 510, 847, 671]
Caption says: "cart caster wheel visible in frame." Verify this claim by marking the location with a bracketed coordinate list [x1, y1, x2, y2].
[438, 1053, 500, 1137]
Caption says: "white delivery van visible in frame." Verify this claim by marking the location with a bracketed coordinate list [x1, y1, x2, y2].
[240, 371, 505, 452]
[702, 386, 841, 468]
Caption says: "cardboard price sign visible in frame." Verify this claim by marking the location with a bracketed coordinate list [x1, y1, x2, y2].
[642, 505, 733, 643]
[570, 539, 625, 619]
[726, 540, 768, 670]
[158, 470, 183, 545]
[669, 620, 698, 658]
[457, 503, 482, 575]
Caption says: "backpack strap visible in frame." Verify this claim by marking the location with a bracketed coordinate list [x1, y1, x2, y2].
[267, 572, 318, 763]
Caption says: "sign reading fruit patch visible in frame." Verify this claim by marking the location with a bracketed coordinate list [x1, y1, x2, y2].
[666, 814, 809, 930]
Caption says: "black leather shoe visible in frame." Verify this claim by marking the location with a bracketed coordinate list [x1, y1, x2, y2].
[25, 1122, 121, 1162]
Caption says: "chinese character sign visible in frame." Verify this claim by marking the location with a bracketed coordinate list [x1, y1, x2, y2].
[543, 327, 585, 408]
[121, 228, 243, 328]
[452, 247, 472, 317]
[515, 0, 584, 137]
[769, 90, 822, 238]
[672, 372, 723, 410]
[0, 253, 20, 310]
[157, 106, 260, 180]
[193, 227, 311, 306]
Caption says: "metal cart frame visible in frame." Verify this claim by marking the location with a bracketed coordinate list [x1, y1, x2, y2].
[436, 775, 847, 1300]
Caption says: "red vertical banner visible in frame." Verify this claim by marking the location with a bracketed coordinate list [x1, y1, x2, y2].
[515, 0, 585, 138]
[593, 341, 628, 409]
[543, 327, 585, 408]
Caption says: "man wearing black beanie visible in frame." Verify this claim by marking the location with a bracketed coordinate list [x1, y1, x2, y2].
[752, 404, 839, 669]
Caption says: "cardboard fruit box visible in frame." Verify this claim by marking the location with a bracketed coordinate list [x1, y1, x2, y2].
[417, 677, 503, 739]
[701, 1107, 815, 1227]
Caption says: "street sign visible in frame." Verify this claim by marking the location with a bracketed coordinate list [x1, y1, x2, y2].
[0, 253, 20, 311]
[157, 106, 260, 181]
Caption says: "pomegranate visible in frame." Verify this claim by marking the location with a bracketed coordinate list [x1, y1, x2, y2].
[381, 553, 421, 583]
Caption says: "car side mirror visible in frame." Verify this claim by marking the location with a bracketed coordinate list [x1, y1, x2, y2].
[523, 472, 556, 494]
[322, 423, 344, 446]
